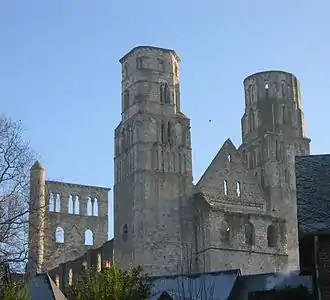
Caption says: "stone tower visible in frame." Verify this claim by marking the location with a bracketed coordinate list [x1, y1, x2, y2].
[27, 161, 110, 273]
[27, 161, 46, 275]
[240, 71, 311, 269]
[114, 46, 193, 276]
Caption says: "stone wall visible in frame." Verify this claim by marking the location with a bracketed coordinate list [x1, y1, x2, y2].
[48, 239, 114, 295]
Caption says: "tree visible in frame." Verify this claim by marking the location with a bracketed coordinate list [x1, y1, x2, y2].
[0, 115, 35, 271]
[0, 263, 29, 300]
[67, 265, 153, 300]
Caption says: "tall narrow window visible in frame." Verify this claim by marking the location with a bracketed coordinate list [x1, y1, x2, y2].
[164, 83, 170, 103]
[282, 105, 287, 124]
[68, 195, 73, 214]
[49, 193, 55, 212]
[167, 122, 171, 143]
[227, 154, 231, 162]
[161, 121, 165, 144]
[123, 90, 129, 111]
[136, 57, 143, 69]
[68, 268, 73, 286]
[223, 180, 228, 196]
[74, 196, 80, 214]
[236, 181, 241, 197]
[87, 197, 92, 216]
[160, 84, 164, 103]
[245, 223, 255, 245]
[267, 225, 277, 247]
[97, 253, 102, 272]
[55, 194, 61, 212]
[265, 82, 269, 97]
[93, 198, 99, 216]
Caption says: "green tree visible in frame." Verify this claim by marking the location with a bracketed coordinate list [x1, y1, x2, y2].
[0, 280, 30, 300]
[68, 265, 153, 300]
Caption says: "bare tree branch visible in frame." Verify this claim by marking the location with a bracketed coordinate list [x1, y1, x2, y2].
[0, 115, 36, 272]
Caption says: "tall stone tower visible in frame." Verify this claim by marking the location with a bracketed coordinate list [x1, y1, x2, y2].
[27, 161, 46, 275]
[114, 46, 193, 276]
[240, 71, 311, 269]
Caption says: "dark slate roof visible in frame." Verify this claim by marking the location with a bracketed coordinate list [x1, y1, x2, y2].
[229, 270, 312, 300]
[28, 274, 67, 300]
[296, 155, 330, 235]
[150, 269, 241, 300]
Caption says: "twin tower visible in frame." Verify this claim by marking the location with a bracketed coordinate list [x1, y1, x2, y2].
[113, 46, 310, 276]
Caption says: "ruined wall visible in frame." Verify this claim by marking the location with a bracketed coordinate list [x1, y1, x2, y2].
[49, 239, 114, 295]
[27, 162, 110, 274]
[43, 180, 109, 271]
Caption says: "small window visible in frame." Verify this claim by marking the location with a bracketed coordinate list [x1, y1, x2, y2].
[123, 224, 128, 241]
[123, 90, 129, 111]
[105, 260, 111, 268]
[223, 180, 228, 196]
[220, 221, 230, 242]
[267, 225, 277, 247]
[265, 83, 269, 89]
[245, 223, 255, 245]
[236, 181, 241, 197]
[55, 227, 64, 244]
[227, 154, 231, 162]
[158, 58, 164, 71]
[136, 57, 144, 69]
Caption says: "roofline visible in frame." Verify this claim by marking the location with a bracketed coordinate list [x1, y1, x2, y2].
[45, 180, 111, 191]
[243, 70, 297, 84]
[119, 45, 181, 64]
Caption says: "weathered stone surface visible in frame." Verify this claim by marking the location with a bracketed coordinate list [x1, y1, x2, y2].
[28, 164, 110, 273]
[114, 47, 311, 276]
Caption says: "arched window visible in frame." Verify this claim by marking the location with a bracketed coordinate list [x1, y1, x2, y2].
[55, 193, 61, 212]
[55, 226, 64, 243]
[49, 193, 55, 212]
[167, 122, 171, 143]
[267, 225, 277, 247]
[68, 195, 73, 214]
[93, 198, 99, 216]
[55, 275, 60, 287]
[97, 253, 102, 272]
[223, 180, 228, 196]
[87, 197, 92, 216]
[68, 268, 73, 286]
[236, 181, 241, 197]
[220, 220, 230, 242]
[245, 223, 255, 245]
[84, 229, 93, 246]
[74, 196, 80, 214]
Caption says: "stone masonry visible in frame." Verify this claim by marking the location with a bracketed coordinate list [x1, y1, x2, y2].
[27, 162, 110, 274]
[114, 46, 311, 277]
[28, 45, 312, 279]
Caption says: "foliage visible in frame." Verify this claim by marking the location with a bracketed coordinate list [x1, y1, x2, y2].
[0, 280, 30, 300]
[67, 265, 153, 300]
[0, 115, 35, 271]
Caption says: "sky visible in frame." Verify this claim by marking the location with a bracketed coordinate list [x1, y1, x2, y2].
[1, 1, 329, 238]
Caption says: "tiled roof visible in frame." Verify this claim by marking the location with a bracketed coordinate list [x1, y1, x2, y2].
[296, 155, 330, 235]
[229, 271, 312, 300]
[150, 269, 240, 300]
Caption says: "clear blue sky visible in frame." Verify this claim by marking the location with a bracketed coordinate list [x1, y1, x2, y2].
[1, 1, 329, 238]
